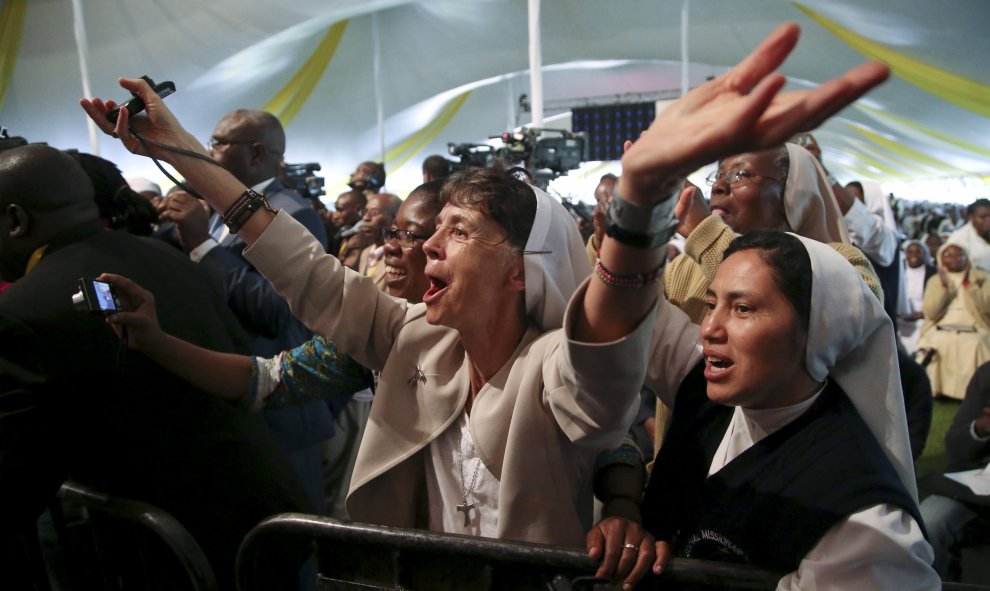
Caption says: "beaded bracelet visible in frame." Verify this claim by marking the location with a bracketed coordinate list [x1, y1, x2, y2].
[222, 188, 277, 234]
[594, 258, 665, 290]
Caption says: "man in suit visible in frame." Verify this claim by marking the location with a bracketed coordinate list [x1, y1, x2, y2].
[0, 144, 311, 589]
[160, 109, 334, 514]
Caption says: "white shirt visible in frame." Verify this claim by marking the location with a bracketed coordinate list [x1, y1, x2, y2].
[425, 412, 500, 537]
[709, 395, 938, 591]
[843, 198, 899, 267]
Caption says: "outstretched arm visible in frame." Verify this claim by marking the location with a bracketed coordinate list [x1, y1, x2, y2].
[572, 22, 889, 344]
[578, 21, 889, 590]
[80, 83, 273, 245]
[99, 273, 254, 403]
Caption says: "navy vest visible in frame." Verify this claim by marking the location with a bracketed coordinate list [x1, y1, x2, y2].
[642, 363, 922, 573]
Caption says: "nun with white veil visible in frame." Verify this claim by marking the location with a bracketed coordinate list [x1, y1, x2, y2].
[635, 231, 938, 589]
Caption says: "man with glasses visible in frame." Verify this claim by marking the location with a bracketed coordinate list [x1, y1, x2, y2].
[358, 193, 403, 291]
[158, 108, 333, 517]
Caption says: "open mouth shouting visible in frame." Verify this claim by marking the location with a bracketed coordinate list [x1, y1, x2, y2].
[423, 273, 449, 305]
[704, 351, 734, 381]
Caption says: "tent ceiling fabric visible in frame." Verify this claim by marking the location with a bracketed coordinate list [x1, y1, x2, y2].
[2, 0, 988, 200]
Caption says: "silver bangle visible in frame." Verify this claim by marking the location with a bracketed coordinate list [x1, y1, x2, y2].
[603, 180, 681, 249]
[607, 183, 679, 235]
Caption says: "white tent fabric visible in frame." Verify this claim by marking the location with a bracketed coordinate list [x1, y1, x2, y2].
[1, 0, 988, 202]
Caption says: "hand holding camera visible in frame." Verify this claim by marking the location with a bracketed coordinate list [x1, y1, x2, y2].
[80, 76, 199, 166]
[105, 75, 175, 124]
[81, 273, 167, 354]
[74, 278, 122, 314]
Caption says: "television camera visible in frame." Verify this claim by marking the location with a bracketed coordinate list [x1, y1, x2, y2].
[447, 128, 586, 190]
[281, 161, 326, 202]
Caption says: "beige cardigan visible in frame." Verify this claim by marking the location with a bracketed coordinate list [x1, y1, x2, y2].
[245, 212, 655, 547]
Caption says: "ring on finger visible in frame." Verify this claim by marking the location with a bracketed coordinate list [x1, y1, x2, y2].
[622, 543, 639, 551]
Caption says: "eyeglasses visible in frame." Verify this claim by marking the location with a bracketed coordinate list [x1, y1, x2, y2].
[381, 226, 432, 246]
[207, 138, 256, 151]
[705, 169, 782, 188]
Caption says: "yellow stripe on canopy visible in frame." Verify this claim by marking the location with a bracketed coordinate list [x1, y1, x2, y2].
[840, 147, 911, 180]
[0, 0, 27, 113]
[384, 91, 470, 175]
[795, 3, 990, 118]
[848, 123, 967, 176]
[857, 104, 990, 160]
[264, 20, 348, 125]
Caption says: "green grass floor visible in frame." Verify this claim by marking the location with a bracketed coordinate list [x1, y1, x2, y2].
[916, 397, 963, 482]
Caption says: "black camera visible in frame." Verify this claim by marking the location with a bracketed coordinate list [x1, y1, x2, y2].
[72, 278, 121, 314]
[106, 75, 176, 123]
[282, 162, 326, 200]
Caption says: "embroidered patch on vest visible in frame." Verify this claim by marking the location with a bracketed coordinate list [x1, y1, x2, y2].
[683, 528, 749, 563]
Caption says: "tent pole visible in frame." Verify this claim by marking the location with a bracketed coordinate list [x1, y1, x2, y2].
[680, 0, 690, 97]
[527, 0, 543, 130]
[372, 12, 385, 164]
[71, 0, 99, 155]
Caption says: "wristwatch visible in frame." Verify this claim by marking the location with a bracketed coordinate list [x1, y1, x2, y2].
[604, 186, 679, 249]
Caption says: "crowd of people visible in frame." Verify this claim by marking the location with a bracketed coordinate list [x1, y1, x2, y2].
[2, 21, 989, 591]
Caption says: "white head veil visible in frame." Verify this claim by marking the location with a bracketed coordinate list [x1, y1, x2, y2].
[797, 234, 917, 501]
[523, 185, 593, 331]
[859, 180, 898, 233]
[783, 143, 850, 244]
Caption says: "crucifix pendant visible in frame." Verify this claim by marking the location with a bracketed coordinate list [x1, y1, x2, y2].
[456, 502, 475, 526]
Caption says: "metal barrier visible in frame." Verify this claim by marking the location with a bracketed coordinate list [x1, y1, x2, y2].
[236, 513, 787, 591]
[52, 480, 217, 591]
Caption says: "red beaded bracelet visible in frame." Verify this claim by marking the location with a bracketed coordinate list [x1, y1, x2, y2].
[594, 258, 665, 290]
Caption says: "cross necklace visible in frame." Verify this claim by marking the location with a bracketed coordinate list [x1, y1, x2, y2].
[455, 440, 483, 527]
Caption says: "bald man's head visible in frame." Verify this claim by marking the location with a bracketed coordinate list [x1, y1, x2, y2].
[362, 193, 403, 244]
[209, 109, 286, 185]
[0, 144, 101, 281]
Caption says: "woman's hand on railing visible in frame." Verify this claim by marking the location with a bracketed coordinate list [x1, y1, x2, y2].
[586, 514, 657, 590]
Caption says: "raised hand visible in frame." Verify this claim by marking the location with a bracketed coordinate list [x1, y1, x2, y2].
[159, 190, 213, 253]
[80, 77, 201, 164]
[674, 180, 708, 238]
[82, 80, 264, 241]
[618, 22, 889, 206]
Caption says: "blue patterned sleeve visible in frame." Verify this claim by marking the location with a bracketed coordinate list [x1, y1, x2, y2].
[264, 336, 372, 409]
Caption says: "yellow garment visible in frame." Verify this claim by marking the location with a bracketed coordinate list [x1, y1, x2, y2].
[24, 244, 48, 275]
[918, 269, 990, 399]
[358, 243, 388, 291]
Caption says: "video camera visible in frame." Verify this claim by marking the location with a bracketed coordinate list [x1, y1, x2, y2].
[447, 128, 586, 189]
[281, 162, 325, 201]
